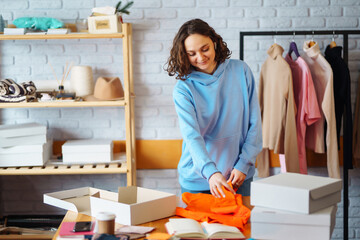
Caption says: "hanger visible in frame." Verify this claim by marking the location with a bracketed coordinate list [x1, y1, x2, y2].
[271, 31, 277, 47]
[330, 31, 337, 48]
[308, 31, 316, 47]
[288, 32, 300, 58]
[274, 32, 277, 44]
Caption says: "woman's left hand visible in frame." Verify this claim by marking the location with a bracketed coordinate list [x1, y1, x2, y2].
[227, 169, 246, 189]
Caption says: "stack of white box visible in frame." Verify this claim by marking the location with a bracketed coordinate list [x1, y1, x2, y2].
[62, 139, 113, 164]
[0, 122, 51, 167]
[250, 173, 342, 240]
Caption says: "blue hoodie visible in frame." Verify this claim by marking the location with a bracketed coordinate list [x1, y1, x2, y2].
[173, 59, 263, 191]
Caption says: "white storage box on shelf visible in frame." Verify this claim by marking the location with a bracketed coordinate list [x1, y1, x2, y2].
[0, 140, 52, 167]
[44, 186, 177, 225]
[251, 173, 342, 214]
[251, 205, 337, 240]
[0, 134, 47, 148]
[62, 139, 113, 164]
[88, 14, 122, 34]
[0, 122, 47, 137]
[0, 122, 47, 147]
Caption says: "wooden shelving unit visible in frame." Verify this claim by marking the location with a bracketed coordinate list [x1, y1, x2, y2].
[0, 162, 127, 175]
[0, 23, 136, 185]
[0, 100, 126, 108]
[0, 33, 125, 40]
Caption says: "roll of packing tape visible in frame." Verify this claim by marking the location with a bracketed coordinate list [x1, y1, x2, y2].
[70, 65, 94, 97]
[96, 212, 115, 235]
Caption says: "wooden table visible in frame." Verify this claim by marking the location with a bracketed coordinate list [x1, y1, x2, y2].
[53, 196, 252, 240]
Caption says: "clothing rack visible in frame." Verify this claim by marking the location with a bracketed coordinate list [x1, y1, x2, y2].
[239, 30, 360, 240]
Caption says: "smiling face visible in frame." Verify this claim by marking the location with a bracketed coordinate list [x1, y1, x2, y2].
[184, 33, 217, 74]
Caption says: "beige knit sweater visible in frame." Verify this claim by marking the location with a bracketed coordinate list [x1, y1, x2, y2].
[302, 41, 340, 179]
[257, 44, 300, 177]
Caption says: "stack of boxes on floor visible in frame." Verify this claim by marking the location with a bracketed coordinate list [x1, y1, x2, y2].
[0, 122, 51, 167]
[250, 173, 342, 240]
[61, 139, 114, 164]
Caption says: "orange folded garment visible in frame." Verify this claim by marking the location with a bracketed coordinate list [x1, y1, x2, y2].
[176, 183, 251, 231]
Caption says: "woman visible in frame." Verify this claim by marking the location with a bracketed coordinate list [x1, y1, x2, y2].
[166, 19, 262, 198]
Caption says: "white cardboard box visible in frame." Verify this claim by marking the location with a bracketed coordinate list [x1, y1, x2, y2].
[88, 14, 122, 34]
[0, 134, 47, 147]
[44, 186, 176, 225]
[251, 173, 342, 214]
[62, 139, 113, 153]
[62, 139, 113, 163]
[0, 122, 46, 138]
[62, 152, 113, 163]
[0, 140, 52, 167]
[251, 205, 337, 240]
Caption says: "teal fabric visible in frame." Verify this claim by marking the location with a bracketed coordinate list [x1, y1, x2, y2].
[13, 17, 63, 30]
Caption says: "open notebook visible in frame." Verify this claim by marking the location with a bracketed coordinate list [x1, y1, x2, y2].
[165, 218, 245, 239]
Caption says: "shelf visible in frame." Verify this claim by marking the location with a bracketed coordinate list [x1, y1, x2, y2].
[0, 32, 125, 40]
[0, 162, 127, 175]
[0, 23, 136, 185]
[0, 100, 126, 108]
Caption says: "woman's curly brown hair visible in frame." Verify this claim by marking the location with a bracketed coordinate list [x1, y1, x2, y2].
[165, 18, 231, 81]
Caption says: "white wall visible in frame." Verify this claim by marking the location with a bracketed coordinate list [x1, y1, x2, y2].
[1, 0, 360, 239]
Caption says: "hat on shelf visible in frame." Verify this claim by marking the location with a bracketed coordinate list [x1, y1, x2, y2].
[85, 77, 124, 101]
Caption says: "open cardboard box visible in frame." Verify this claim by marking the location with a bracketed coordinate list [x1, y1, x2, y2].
[251, 173, 342, 214]
[44, 186, 176, 225]
[251, 205, 337, 240]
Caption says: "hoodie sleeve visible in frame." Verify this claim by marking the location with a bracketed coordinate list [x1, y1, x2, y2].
[173, 86, 219, 180]
[234, 64, 263, 175]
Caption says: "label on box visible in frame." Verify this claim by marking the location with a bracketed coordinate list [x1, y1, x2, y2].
[95, 19, 110, 29]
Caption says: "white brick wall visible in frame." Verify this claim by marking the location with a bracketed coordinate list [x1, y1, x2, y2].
[1, 1, 360, 238]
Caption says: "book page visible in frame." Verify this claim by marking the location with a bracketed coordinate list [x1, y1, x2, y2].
[166, 218, 206, 238]
[201, 222, 245, 239]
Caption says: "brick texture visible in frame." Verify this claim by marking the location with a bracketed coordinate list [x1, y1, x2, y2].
[1, 1, 360, 239]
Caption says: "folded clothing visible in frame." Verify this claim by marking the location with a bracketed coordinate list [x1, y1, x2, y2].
[0, 79, 37, 102]
[176, 182, 251, 231]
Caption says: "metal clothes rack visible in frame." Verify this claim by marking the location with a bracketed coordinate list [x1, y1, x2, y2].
[239, 30, 360, 240]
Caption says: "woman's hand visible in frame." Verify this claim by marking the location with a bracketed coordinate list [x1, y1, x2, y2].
[228, 168, 247, 190]
[209, 172, 236, 198]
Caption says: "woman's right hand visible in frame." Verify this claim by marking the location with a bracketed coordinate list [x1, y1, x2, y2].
[209, 172, 236, 198]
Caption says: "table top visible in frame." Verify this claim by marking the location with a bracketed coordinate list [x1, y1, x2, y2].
[53, 196, 252, 240]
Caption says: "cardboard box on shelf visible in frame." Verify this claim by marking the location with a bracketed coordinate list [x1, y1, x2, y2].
[0, 140, 52, 167]
[62, 139, 113, 163]
[0, 122, 46, 138]
[250, 173, 342, 214]
[62, 139, 113, 153]
[47, 28, 69, 34]
[251, 205, 337, 240]
[87, 14, 122, 34]
[0, 134, 47, 148]
[3, 27, 26, 35]
[44, 186, 177, 225]
[62, 152, 113, 163]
